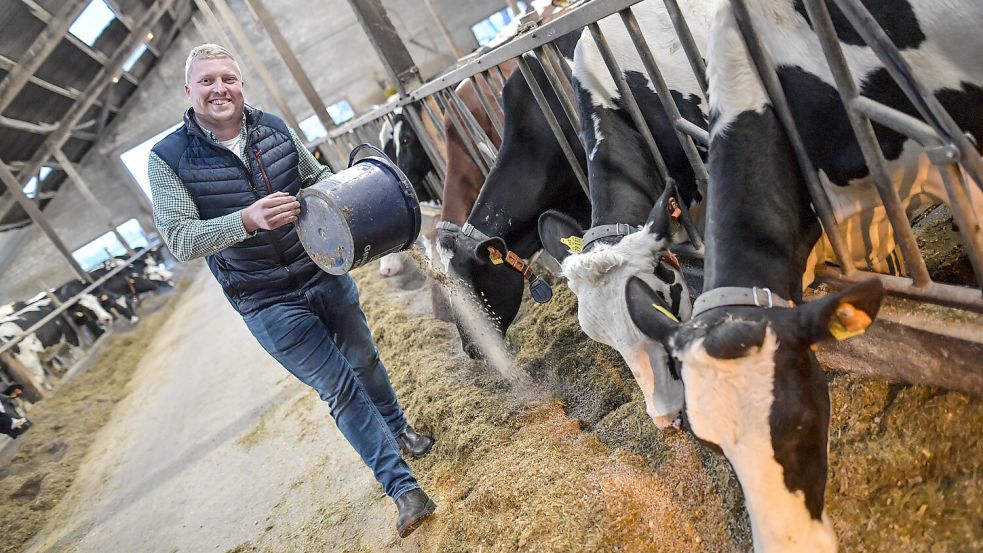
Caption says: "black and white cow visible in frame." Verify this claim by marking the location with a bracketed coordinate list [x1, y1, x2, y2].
[537, 0, 712, 427]
[89, 266, 161, 309]
[434, 32, 592, 358]
[625, 1, 981, 551]
[379, 111, 437, 204]
[0, 299, 83, 389]
[106, 250, 174, 287]
[0, 383, 31, 439]
[49, 280, 117, 336]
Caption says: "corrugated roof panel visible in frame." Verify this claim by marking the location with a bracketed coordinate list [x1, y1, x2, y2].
[0, 4, 47, 62]
[34, 40, 104, 92]
[3, 84, 76, 124]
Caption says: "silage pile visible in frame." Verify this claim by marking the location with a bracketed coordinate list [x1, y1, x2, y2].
[355, 263, 982, 552]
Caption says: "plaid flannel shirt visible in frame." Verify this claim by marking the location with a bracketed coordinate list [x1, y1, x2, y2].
[149, 116, 331, 262]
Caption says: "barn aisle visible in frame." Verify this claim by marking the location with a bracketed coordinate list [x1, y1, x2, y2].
[24, 262, 406, 553]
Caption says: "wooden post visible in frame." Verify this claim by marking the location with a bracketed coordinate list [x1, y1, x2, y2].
[422, 0, 463, 59]
[346, 0, 423, 94]
[51, 149, 134, 255]
[205, 0, 305, 138]
[242, 0, 336, 136]
[0, 160, 91, 283]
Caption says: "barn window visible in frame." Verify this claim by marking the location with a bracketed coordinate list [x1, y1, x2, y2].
[122, 42, 149, 72]
[69, 0, 117, 47]
[22, 167, 52, 199]
[72, 231, 126, 271]
[327, 100, 354, 125]
[471, 2, 528, 46]
[120, 122, 182, 199]
[116, 218, 150, 250]
[299, 115, 327, 142]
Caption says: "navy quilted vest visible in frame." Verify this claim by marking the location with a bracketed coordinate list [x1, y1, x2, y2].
[152, 107, 323, 312]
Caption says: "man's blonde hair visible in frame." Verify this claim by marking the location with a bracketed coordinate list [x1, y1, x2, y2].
[185, 44, 241, 83]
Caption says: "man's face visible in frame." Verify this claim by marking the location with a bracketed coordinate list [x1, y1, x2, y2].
[184, 57, 244, 129]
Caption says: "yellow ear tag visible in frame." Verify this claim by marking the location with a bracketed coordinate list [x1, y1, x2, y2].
[651, 303, 679, 322]
[100, 294, 109, 301]
[487, 247, 504, 265]
[560, 235, 583, 254]
[827, 302, 873, 341]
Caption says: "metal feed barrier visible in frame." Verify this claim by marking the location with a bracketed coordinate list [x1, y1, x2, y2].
[0, 245, 162, 399]
[319, 0, 981, 312]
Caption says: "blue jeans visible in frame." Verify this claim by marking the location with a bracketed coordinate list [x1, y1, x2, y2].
[242, 273, 418, 500]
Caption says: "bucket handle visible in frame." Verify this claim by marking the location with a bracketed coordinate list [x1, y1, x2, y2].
[348, 143, 394, 168]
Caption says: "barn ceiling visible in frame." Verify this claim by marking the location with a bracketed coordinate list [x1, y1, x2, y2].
[0, 0, 195, 231]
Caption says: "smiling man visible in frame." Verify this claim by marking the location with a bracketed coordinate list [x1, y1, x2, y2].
[148, 44, 437, 538]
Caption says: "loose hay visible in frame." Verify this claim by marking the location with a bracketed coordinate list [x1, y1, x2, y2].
[0, 277, 192, 553]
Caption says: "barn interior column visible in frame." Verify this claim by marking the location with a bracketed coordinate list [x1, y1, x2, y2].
[0, 161, 91, 283]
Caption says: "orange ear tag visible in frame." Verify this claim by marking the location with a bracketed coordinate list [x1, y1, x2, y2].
[827, 302, 873, 341]
[487, 247, 504, 265]
[667, 196, 682, 219]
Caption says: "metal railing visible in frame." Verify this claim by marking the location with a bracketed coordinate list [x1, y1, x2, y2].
[0, 244, 160, 359]
[318, 0, 982, 312]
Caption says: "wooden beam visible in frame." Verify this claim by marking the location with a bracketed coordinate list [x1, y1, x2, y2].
[0, 160, 91, 282]
[243, 0, 336, 134]
[0, 0, 90, 114]
[204, 0, 304, 137]
[0, 54, 122, 113]
[1, 0, 175, 223]
[51, 149, 133, 253]
[101, 0, 163, 57]
[345, 0, 423, 94]
[422, 0, 463, 59]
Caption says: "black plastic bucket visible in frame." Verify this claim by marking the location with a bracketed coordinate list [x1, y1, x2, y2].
[297, 144, 422, 275]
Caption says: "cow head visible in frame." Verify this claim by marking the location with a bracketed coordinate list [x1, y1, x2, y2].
[98, 292, 139, 324]
[539, 188, 690, 428]
[379, 251, 408, 277]
[626, 276, 884, 553]
[434, 223, 526, 359]
[75, 293, 114, 328]
[380, 112, 434, 204]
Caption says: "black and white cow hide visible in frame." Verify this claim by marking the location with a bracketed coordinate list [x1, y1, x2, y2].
[434, 31, 591, 358]
[0, 299, 83, 389]
[626, 1, 981, 551]
[537, 0, 712, 427]
[378, 111, 436, 204]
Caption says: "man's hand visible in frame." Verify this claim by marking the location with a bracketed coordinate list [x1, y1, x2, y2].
[241, 192, 301, 233]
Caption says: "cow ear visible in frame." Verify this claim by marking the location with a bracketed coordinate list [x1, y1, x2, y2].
[646, 184, 678, 242]
[625, 276, 679, 345]
[538, 210, 584, 263]
[797, 278, 884, 345]
[473, 236, 509, 265]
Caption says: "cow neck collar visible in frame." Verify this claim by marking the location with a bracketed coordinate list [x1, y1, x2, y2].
[692, 286, 793, 318]
[582, 223, 639, 252]
[460, 222, 490, 241]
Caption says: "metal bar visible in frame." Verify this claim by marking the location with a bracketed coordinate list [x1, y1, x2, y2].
[532, 47, 581, 135]
[405, 102, 448, 182]
[620, 8, 709, 193]
[674, 118, 709, 146]
[326, 102, 402, 139]
[729, 0, 857, 277]
[515, 55, 589, 197]
[545, 41, 576, 86]
[468, 76, 505, 142]
[408, 0, 649, 102]
[816, 269, 982, 313]
[586, 22, 703, 247]
[830, 0, 983, 191]
[0, 247, 158, 358]
[494, 65, 509, 89]
[660, 0, 708, 97]
[801, 0, 930, 286]
[476, 70, 506, 119]
[208, 0, 305, 138]
[0, 160, 91, 283]
[850, 96, 941, 147]
[437, 90, 491, 177]
[421, 96, 447, 143]
[244, 0, 337, 135]
[937, 165, 983, 292]
[346, 0, 423, 94]
[446, 87, 499, 164]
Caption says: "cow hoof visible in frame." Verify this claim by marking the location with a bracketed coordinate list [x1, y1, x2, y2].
[130, 317, 140, 324]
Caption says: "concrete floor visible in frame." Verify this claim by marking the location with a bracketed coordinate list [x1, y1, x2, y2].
[22, 263, 407, 553]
